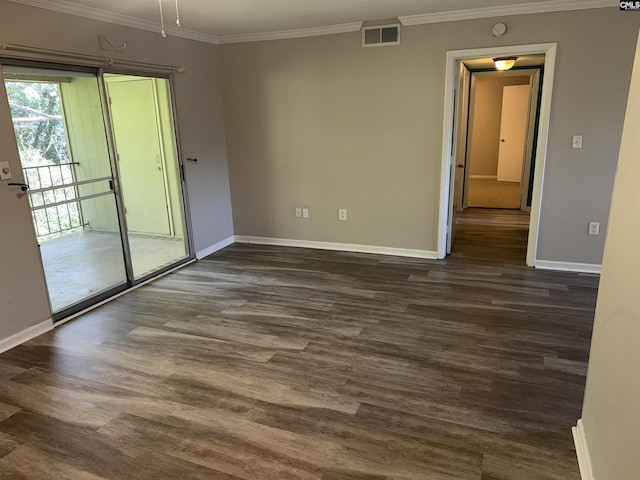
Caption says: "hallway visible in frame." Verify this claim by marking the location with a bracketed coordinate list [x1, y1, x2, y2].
[451, 208, 530, 264]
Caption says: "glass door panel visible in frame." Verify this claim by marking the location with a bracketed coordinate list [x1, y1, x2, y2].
[2, 65, 127, 314]
[105, 74, 189, 280]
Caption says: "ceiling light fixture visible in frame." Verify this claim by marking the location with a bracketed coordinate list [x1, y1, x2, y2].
[175, 0, 182, 27]
[158, 0, 182, 37]
[158, 0, 167, 37]
[493, 56, 517, 71]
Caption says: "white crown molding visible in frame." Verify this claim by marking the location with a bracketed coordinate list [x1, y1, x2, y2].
[399, 0, 618, 25]
[8, 0, 221, 44]
[535, 260, 602, 274]
[235, 236, 438, 259]
[0, 319, 53, 354]
[216, 22, 364, 45]
[196, 235, 235, 259]
[572, 419, 595, 480]
[10, 0, 617, 46]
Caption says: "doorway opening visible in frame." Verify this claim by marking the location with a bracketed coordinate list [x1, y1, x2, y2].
[1, 63, 192, 319]
[454, 63, 542, 263]
[439, 44, 557, 266]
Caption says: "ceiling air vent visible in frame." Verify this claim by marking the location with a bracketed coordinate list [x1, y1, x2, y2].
[362, 24, 400, 48]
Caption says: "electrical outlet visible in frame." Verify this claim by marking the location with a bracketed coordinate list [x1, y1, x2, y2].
[295, 207, 302, 218]
[338, 209, 347, 221]
[302, 208, 309, 218]
[588, 222, 600, 236]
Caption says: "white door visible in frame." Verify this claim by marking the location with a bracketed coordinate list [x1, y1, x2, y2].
[497, 84, 530, 182]
[107, 79, 171, 235]
[447, 63, 471, 254]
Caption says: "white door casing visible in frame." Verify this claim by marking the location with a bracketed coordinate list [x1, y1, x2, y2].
[438, 43, 557, 267]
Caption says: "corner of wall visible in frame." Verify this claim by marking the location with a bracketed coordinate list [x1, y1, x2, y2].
[572, 419, 595, 480]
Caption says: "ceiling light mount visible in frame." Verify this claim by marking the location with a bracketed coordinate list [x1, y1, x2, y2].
[493, 56, 517, 71]
[158, 0, 183, 37]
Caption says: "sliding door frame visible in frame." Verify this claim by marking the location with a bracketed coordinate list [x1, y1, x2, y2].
[1, 57, 195, 321]
[100, 67, 196, 286]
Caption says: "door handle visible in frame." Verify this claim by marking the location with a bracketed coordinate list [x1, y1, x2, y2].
[456, 165, 464, 169]
[8, 182, 30, 192]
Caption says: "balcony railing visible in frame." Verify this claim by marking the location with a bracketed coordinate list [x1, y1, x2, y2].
[22, 162, 85, 240]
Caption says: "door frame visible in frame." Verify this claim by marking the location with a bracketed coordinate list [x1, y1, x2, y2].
[438, 43, 557, 267]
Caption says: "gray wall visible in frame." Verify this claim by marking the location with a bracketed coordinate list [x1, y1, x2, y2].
[581, 27, 640, 480]
[221, 8, 640, 261]
[0, 0, 232, 341]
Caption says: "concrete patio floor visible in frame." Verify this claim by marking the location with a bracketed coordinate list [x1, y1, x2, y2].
[39, 230, 188, 312]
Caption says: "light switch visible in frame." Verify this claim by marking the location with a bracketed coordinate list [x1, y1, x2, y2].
[572, 135, 583, 149]
[302, 208, 309, 218]
[0, 161, 12, 180]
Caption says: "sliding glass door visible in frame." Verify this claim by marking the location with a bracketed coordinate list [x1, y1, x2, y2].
[2, 66, 128, 314]
[1, 63, 191, 319]
[105, 74, 189, 280]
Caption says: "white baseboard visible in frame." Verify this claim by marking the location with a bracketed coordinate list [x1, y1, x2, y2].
[0, 319, 53, 354]
[535, 260, 601, 274]
[573, 419, 595, 480]
[196, 235, 235, 259]
[470, 175, 497, 180]
[235, 236, 438, 259]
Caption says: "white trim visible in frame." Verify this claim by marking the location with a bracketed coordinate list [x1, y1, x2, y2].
[572, 419, 595, 480]
[438, 43, 557, 268]
[196, 235, 235, 259]
[8, 0, 220, 45]
[54, 259, 196, 327]
[217, 22, 364, 45]
[8, 1, 362, 45]
[399, 0, 617, 25]
[469, 175, 497, 180]
[8, 0, 616, 45]
[0, 319, 53, 354]
[235, 236, 438, 259]
[535, 260, 601, 274]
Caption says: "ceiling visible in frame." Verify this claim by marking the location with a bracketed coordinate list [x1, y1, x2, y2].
[10, 0, 617, 43]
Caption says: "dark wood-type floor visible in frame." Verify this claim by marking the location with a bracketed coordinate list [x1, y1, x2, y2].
[452, 208, 530, 265]
[0, 243, 599, 479]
